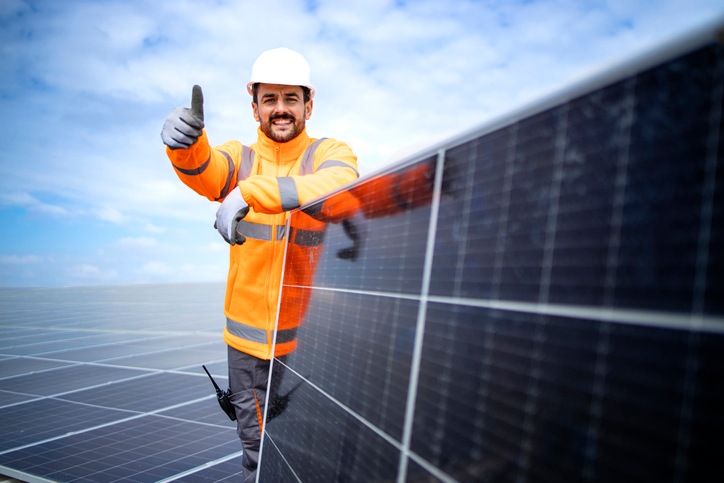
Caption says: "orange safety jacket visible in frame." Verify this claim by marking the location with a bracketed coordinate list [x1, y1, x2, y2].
[167, 127, 358, 359]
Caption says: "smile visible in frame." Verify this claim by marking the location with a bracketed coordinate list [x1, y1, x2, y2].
[271, 115, 294, 125]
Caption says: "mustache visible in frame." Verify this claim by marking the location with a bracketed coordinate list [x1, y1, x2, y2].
[270, 113, 296, 122]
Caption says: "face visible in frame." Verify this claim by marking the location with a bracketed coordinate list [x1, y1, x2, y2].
[252, 84, 313, 143]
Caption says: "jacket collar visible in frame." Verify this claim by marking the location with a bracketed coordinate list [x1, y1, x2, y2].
[255, 127, 311, 165]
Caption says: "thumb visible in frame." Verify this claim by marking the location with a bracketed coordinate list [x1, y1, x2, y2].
[191, 84, 204, 122]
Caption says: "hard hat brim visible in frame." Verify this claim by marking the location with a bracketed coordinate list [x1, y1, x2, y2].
[247, 82, 315, 100]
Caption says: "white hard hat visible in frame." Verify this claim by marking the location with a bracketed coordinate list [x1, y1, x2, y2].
[247, 47, 315, 99]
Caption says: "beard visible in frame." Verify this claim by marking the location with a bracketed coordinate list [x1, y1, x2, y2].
[261, 112, 306, 143]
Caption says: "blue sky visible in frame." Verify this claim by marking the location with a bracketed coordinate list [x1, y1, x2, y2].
[1, 0, 723, 287]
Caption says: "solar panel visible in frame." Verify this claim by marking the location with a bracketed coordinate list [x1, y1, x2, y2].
[0, 357, 73, 379]
[0, 398, 129, 453]
[0, 283, 243, 482]
[1, 365, 147, 397]
[259, 22, 724, 482]
[1, 416, 239, 482]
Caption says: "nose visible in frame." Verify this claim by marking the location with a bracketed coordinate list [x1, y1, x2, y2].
[273, 98, 289, 114]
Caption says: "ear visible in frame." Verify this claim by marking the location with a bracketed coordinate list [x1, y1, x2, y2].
[305, 99, 313, 120]
[252, 102, 260, 122]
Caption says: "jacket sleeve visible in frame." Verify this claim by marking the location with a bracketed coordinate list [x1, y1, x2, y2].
[166, 131, 242, 202]
[238, 138, 358, 214]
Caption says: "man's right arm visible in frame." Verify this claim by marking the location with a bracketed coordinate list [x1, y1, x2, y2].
[162, 85, 240, 202]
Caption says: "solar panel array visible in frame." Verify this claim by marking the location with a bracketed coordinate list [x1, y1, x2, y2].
[0, 283, 245, 482]
[259, 24, 724, 482]
[0, 21, 722, 483]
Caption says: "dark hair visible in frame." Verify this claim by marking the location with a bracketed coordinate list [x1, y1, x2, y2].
[252, 84, 311, 104]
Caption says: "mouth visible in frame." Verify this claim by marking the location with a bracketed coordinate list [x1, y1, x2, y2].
[271, 116, 294, 127]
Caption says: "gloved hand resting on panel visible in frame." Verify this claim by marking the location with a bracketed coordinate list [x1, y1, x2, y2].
[215, 187, 249, 246]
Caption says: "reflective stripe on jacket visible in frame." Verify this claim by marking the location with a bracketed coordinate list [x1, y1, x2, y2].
[167, 127, 358, 359]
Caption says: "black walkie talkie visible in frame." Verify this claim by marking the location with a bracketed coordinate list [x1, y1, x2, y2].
[202, 365, 237, 421]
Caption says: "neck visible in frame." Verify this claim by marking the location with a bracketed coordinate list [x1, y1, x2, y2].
[256, 127, 311, 163]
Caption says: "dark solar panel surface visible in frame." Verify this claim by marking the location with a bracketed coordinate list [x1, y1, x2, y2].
[259, 25, 724, 483]
[0, 283, 244, 482]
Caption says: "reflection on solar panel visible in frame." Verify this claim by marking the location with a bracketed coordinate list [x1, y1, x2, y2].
[260, 21, 724, 483]
[0, 283, 245, 482]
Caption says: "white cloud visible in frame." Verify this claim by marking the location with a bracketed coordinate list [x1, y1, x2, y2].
[95, 206, 128, 224]
[114, 237, 158, 248]
[0, 254, 43, 265]
[207, 241, 230, 253]
[68, 264, 119, 282]
[0, 192, 71, 217]
[144, 223, 166, 234]
[138, 261, 173, 277]
[137, 259, 226, 283]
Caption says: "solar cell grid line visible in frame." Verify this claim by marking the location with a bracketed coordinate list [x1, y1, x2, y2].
[694, 45, 723, 316]
[258, 20, 724, 483]
[0, 356, 75, 381]
[156, 450, 245, 482]
[674, 57, 724, 480]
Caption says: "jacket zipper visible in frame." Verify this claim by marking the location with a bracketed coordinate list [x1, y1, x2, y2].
[265, 143, 283, 354]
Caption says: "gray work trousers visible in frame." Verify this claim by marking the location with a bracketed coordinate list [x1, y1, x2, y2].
[228, 346, 285, 483]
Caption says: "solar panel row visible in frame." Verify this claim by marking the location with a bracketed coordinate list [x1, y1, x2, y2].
[259, 23, 724, 482]
[0, 283, 245, 482]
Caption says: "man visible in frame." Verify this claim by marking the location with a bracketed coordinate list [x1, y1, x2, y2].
[161, 47, 359, 481]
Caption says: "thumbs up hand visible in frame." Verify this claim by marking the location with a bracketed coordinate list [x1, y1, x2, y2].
[161, 85, 205, 150]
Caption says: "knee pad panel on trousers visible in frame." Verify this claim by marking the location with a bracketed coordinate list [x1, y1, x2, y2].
[231, 387, 263, 441]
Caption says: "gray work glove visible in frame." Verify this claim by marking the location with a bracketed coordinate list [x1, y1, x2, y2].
[161, 85, 205, 149]
[215, 187, 250, 245]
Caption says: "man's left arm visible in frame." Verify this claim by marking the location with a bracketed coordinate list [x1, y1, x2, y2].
[239, 139, 359, 214]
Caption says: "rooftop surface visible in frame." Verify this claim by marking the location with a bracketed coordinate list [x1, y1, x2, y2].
[0, 283, 243, 482]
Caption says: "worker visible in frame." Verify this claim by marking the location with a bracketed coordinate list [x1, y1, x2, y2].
[160, 47, 359, 481]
